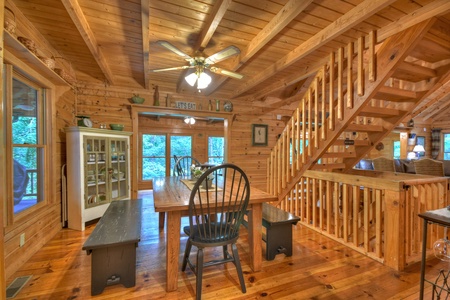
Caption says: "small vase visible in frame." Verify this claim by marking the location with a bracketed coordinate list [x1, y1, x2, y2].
[153, 85, 160, 106]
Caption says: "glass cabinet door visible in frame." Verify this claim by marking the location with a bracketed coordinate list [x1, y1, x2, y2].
[109, 138, 129, 201]
[84, 136, 108, 208]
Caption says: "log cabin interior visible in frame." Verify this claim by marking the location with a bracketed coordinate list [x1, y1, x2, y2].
[1, 0, 450, 298]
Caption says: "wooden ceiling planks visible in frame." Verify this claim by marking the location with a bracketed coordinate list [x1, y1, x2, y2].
[6, 0, 450, 120]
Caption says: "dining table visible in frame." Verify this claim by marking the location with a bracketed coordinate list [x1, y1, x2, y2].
[152, 175, 277, 292]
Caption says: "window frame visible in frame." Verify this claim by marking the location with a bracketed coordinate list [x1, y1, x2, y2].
[4, 64, 50, 224]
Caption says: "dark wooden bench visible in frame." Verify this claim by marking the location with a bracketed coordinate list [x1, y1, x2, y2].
[82, 199, 142, 296]
[244, 203, 300, 260]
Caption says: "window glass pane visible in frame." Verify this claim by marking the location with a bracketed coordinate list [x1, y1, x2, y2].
[393, 141, 401, 159]
[13, 147, 41, 214]
[208, 136, 224, 165]
[142, 134, 166, 179]
[444, 134, 450, 156]
[12, 78, 38, 144]
[171, 136, 192, 174]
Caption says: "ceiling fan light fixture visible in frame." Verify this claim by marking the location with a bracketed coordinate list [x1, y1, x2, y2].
[184, 116, 195, 125]
[185, 72, 198, 86]
[197, 72, 211, 89]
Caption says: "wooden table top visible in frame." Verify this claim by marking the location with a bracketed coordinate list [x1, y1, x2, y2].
[153, 176, 276, 212]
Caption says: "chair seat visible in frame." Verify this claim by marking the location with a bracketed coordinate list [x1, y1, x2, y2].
[184, 223, 239, 245]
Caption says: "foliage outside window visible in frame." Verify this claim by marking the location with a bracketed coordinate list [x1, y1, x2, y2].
[393, 140, 401, 159]
[9, 73, 46, 215]
[141, 134, 193, 179]
[208, 136, 224, 165]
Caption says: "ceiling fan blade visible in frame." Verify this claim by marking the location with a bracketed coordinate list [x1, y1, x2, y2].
[209, 67, 243, 79]
[150, 65, 194, 72]
[205, 45, 240, 65]
[156, 40, 193, 62]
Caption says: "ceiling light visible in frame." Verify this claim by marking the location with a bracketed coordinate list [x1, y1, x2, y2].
[184, 117, 195, 125]
[185, 68, 212, 89]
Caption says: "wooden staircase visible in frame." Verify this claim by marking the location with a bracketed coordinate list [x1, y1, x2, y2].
[268, 17, 450, 201]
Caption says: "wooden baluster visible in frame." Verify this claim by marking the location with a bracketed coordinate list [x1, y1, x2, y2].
[357, 36, 364, 96]
[343, 183, 349, 243]
[337, 47, 344, 120]
[352, 185, 360, 247]
[314, 77, 319, 148]
[307, 89, 312, 156]
[347, 41, 354, 109]
[369, 30, 376, 82]
[329, 52, 335, 130]
[321, 65, 326, 141]
[302, 99, 306, 163]
[291, 116, 295, 178]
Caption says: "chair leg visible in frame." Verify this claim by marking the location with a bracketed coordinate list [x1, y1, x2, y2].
[182, 239, 192, 272]
[223, 245, 228, 259]
[158, 212, 165, 230]
[196, 248, 204, 300]
[231, 243, 246, 293]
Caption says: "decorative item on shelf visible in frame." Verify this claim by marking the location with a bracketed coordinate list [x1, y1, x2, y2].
[131, 94, 145, 104]
[109, 124, 124, 131]
[208, 99, 212, 111]
[17, 36, 37, 54]
[4, 7, 16, 37]
[223, 100, 233, 112]
[36, 49, 55, 70]
[215, 99, 220, 111]
[153, 85, 160, 106]
[76, 115, 93, 127]
[184, 117, 195, 125]
[408, 119, 415, 127]
[112, 169, 125, 180]
[54, 57, 77, 85]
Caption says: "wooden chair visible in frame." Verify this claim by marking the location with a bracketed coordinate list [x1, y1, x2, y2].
[182, 164, 249, 299]
[173, 155, 200, 176]
[372, 157, 395, 172]
[414, 158, 445, 176]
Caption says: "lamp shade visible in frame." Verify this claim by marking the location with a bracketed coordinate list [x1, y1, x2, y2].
[413, 145, 425, 153]
[185, 73, 198, 86]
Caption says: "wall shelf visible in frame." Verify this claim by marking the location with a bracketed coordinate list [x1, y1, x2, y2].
[3, 31, 69, 86]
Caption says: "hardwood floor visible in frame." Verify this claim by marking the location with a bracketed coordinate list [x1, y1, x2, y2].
[6, 190, 447, 299]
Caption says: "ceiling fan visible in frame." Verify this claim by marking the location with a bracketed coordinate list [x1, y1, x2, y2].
[150, 40, 244, 89]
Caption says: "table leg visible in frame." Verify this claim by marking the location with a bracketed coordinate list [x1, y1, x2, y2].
[166, 210, 181, 292]
[248, 203, 263, 271]
[419, 219, 428, 300]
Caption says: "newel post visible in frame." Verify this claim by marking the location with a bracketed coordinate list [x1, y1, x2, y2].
[383, 187, 407, 271]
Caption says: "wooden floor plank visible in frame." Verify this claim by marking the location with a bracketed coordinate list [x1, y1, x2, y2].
[5, 190, 447, 299]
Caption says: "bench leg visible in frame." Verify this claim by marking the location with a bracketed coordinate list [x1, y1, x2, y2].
[90, 243, 137, 295]
[265, 224, 293, 261]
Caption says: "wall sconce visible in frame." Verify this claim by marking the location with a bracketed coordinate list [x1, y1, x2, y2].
[184, 117, 195, 125]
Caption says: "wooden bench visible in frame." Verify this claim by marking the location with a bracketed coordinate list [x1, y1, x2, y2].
[244, 203, 300, 260]
[82, 199, 142, 296]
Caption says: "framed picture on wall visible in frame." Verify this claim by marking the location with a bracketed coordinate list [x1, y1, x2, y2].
[252, 124, 268, 146]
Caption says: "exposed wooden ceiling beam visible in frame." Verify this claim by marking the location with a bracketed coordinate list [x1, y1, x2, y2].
[141, 0, 150, 89]
[230, 0, 396, 98]
[61, 0, 115, 85]
[195, 0, 231, 51]
[207, 0, 312, 95]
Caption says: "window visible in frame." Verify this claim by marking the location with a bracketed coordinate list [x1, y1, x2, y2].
[7, 71, 47, 215]
[142, 134, 166, 179]
[393, 141, 401, 159]
[208, 136, 224, 164]
[141, 134, 193, 179]
[443, 133, 450, 160]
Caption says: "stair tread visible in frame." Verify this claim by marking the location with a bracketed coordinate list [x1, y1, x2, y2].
[392, 61, 437, 82]
[374, 86, 417, 102]
[359, 106, 402, 118]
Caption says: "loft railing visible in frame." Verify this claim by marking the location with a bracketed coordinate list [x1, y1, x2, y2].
[269, 170, 449, 271]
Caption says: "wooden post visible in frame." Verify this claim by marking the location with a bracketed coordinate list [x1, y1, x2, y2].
[384, 189, 406, 271]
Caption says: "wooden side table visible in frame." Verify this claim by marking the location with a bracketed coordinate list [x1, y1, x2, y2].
[418, 208, 450, 300]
